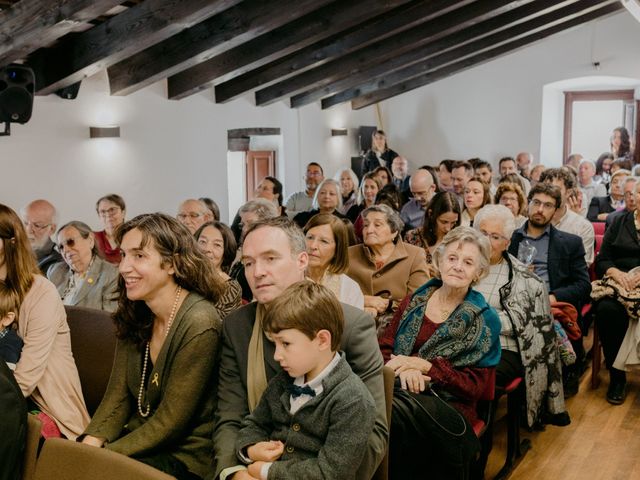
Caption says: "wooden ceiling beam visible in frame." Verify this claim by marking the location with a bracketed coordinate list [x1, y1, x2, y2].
[166, 0, 416, 101]
[351, 1, 622, 109]
[213, 0, 474, 104]
[0, 0, 123, 67]
[108, 0, 333, 97]
[254, 0, 534, 106]
[29, 0, 241, 95]
[317, 0, 593, 109]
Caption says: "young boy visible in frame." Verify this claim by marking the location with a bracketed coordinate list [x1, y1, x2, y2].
[235, 281, 376, 480]
[0, 284, 23, 371]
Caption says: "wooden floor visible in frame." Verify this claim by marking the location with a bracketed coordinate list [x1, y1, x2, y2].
[484, 363, 640, 480]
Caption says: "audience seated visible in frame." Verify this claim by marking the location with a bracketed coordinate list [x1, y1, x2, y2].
[372, 166, 393, 187]
[499, 156, 531, 195]
[508, 183, 591, 397]
[94, 194, 126, 264]
[21, 199, 62, 274]
[529, 164, 546, 186]
[293, 178, 348, 228]
[195, 221, 242, 318]
[460, 175, 491, 227]
[177, 198, 214, 235]
[606, 177, 638, 228]
[539, 168, 595, 264]
[473, 159, 496, 196]
[231, 176, 285, 242]
[199, 197, 221, 221]
[362, 130, 398, 174]
[516, 152, 533, 179]
[347, 205, 428, 319]
[285, 162, 324, 218]
[304, 214, 364, 310]
[335, 168, 359, 215]
[438, 159, 456, 192]
[81, 213, 224, 479]
[592, 180, 640, 405]
[405, 192, 461, 277]
[47, 221, 118, 312]
[345, 172, 381, 224]
[594, 152, 614, 186]
[1, 204, 89, 439]
[565, 153, 583, 170]
[451, 160, 474, 202]
[588, 168, 629, 223]
[213, 217, 387, 480]
[379, 226, 500, 480]
[578, 160, 606, 208]
[495, 182, 527, 227]
[391, 155, 411, 202]
[473, 205, 569, 425]
[400, 168, 436, 230]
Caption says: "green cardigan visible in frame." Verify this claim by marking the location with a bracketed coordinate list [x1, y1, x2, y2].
[84, 292, 221, 478]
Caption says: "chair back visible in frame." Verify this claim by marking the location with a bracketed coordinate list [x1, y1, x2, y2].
[592, 222, 605, 236]
[21, 414, 42, 480]
[64, 306, 117, 416]
[371, 366, 395, 480]
[33, 438, 174, 480]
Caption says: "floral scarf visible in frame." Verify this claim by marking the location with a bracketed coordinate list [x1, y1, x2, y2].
[393, 278, 501, 368]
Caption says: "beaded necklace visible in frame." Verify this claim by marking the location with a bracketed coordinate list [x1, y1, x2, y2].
[137, 285, 182, 418]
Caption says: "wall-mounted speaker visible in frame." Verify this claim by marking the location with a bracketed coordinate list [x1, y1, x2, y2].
[0, 64, 35, 124]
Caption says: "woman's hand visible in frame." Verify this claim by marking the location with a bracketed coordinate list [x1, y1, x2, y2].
[608, 268, 636, 291]
[387, 354, 431, 375]
[247, 441, 284, 462]
[364, 295, 391, 314]
[398, 368, 431, 394]
[81, 435, 105, 448]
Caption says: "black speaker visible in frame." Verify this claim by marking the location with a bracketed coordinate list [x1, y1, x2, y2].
[0, 64, 35, 124]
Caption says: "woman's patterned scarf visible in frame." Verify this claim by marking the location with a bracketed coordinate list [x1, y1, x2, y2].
[393, 278, 500, 368]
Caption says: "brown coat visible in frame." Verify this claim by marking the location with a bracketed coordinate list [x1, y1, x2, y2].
[15, 275, 90, 439]
[347, 240, 429, 303]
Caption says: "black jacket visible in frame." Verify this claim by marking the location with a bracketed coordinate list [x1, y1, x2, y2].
[587, 195, 615, 222]
[596, 211, 640, 277]
[361, 149, 398, 174]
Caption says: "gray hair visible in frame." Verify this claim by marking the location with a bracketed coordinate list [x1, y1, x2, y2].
[432, 226, 491, 286]
[57, 220, 98, 256]
[312, 178, 343, 210]
[244, 216, 307, 255]
[578, 159, 596, 170]
[333, 168, 359, 190]
[473, 204, 517, 240]
[362, 204, 404, 236]
[238, 198, 278, 220]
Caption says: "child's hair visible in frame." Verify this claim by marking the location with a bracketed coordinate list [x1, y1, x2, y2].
[0, 282, 19, 327]
[262, 281, 344, 352]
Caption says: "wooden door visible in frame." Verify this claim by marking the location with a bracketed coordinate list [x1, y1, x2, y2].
[246, 150, 276, 200]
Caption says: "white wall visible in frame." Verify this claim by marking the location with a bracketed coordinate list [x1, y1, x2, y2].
[2, 11, 640, 226]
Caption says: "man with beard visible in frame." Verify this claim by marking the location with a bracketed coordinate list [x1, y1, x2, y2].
[508, 183, 591, 397]
[21, 199, 61, 274]
[285, 162, 324, 218]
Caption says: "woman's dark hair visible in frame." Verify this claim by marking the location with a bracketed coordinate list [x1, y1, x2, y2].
[95, 194, 126, 212]
[57, 221, 99, 256]
[113, 213, 225, 349]
[539, 167, 576, 190]
[495, 182, 526, 216]
[195, 221, 238, 273]
[264, 176, 283, 207]
[419, 165, 441, 193]
[438, 159, 456, 173]
[0, 204, 39, 313]
[373, 166, 393, 185]
[612, 158, 633, 172]
[613, 126, 631, 158]
[463, 175, 492, 209]
[422, 192, 461, 246]
[375, 184, 402, 212]
[528, 183, 562, 209]
[371, 130, 388, 152]
[595, 152, 614, 176]
[199, 197, 220, 221]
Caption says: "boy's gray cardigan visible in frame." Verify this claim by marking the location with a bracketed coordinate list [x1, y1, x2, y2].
[235, 355, 376, 480]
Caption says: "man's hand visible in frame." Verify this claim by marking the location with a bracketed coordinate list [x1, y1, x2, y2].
[247, 441, 284, 462]
[247, 461, 266, 479]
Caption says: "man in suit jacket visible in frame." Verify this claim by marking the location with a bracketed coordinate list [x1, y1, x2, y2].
[213, 217, 387, 480]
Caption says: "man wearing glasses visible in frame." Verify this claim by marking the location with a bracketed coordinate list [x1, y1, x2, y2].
[177, 199, 213, 234]
[508, 183, 591, 397]
[21, 199, 61, 274]
[285, 162, 324, 219]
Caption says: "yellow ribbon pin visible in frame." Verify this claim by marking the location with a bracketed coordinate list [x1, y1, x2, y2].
[152, 373, 159, 387]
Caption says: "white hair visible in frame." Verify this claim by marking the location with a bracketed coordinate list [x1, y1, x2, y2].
[312, 179, 343, 210]
[473, 204, 517, 240]
[333, 168, 359, 190]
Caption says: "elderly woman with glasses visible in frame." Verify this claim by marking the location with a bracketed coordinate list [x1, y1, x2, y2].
[472, 205, 568, 428]
[94, 194, 126, 264]
[47, 221, 118, 312]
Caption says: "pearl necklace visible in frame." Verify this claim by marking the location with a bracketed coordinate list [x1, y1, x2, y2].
[137, 285, 182, 418]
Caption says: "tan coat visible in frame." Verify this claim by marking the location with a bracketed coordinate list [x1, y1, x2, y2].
[347, 240, 429, 303]
[15, 275, 90, 439]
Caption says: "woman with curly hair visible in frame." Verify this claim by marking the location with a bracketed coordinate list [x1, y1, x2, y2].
[81, 213, 225, 479]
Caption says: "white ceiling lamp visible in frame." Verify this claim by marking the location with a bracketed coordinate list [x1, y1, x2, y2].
[622, 0, 640, 22]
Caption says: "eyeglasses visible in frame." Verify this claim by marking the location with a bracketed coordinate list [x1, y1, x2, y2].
[479, 230, 507, 242]
[306, 171, 323, 177]
[55, 237, 82, 253]
[177, 212, 204, 221]
[23, 221, 51, 232]
[529, 199, 556, 210]
[98, 207, 121, 217]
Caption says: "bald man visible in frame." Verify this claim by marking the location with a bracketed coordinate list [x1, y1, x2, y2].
[21, 199, 62, 274]
[516, 152, 533, 179]
[400, 168, 436, 230]
[177, 199, 213, 234]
